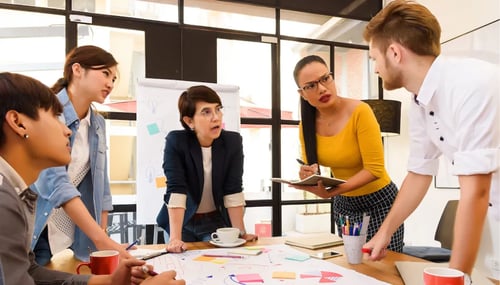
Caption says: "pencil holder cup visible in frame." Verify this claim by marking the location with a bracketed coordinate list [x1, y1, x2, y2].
[342, 234, 367, 264]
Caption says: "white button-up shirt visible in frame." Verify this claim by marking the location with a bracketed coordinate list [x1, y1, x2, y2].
[409, 55, 500, 229]
[408, 55, 499, 178]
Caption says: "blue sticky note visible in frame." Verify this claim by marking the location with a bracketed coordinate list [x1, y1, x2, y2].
[285, 254, 310, 261]
[147, 123, 160, 135]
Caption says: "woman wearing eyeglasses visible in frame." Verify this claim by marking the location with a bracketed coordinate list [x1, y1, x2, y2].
[292, 55, 404, 252]
[156, 85, 256, 253]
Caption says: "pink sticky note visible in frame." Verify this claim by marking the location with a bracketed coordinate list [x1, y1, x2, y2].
[236, 273, 264, 283]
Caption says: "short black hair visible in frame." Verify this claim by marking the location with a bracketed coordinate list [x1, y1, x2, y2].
[177, 85, 222, 130]
[0, 72, 62, 146]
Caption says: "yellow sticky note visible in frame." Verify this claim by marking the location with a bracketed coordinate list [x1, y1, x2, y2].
[155, 176, 166, 188]
[194, 255, 214, 262]
[211, 259, 227, 264]
[272, 271, 296, 279]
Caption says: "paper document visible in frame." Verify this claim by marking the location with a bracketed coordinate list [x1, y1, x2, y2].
[147, 244, 390, 285]
[271, 174, 345, 187]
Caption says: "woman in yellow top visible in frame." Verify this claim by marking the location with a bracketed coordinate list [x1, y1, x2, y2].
[293, 55, 403, 252]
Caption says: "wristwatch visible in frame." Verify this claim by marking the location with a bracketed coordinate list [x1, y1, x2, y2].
[239, 229, 246, 237]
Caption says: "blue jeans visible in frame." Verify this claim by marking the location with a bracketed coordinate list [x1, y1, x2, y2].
[164, 212, 227, 242]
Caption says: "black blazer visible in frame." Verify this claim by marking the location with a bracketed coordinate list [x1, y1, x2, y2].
[156, 129, 244, 233]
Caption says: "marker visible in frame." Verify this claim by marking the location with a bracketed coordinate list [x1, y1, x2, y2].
[361, 248, 372, 254]
[202, 254, 244, 259]
[141, 265, 158, 276]
[126, 238, 140, 250]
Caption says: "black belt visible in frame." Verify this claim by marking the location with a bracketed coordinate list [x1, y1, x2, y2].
[192, 210, 219, 220]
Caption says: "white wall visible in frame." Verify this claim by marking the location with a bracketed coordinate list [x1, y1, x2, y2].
[383, 0, 499, 279]
[418, 0, 499, 43]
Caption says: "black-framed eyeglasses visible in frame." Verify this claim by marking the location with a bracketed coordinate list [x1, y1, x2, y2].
[298, 72, 333, 93]
[198, 105, 224, 119]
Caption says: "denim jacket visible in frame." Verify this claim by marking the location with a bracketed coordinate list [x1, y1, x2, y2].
[31, 89, 113, 261]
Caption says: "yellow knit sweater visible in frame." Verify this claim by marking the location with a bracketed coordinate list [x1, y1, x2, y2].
[299, 102, 390, 197]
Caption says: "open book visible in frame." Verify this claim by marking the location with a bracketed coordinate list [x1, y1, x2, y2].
[271, 174, 345, 188]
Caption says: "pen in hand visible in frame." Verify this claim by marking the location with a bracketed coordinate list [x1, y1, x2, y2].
[141, 265, 158, 276]
[296, 158, 320, 175]
[126, 237, 141, 250]
[296, 158, 306, 165]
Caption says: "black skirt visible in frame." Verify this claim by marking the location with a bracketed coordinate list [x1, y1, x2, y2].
[332, 181, 404, 252]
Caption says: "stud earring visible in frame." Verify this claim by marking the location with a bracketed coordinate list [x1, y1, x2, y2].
[24, 134, 29, 139]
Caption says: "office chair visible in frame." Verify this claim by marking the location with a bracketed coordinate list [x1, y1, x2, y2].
[403, 200, 458, 262]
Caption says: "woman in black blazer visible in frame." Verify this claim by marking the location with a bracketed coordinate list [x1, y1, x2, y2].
[156, 85, 256, 253]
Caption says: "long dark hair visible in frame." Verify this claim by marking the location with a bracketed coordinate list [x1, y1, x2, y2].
[52, 45, 118, 94]
[293, 55, 328, 165]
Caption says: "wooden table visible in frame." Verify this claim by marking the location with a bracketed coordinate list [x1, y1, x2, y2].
[45, 237, 498, 284]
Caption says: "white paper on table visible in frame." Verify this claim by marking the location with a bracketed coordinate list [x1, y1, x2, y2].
[145, 244, 390, 285]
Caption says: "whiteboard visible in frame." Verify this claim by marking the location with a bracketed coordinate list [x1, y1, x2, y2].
[136, 78, 240, 224]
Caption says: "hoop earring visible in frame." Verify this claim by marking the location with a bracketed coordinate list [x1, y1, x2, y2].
[24, 134, 29, 139]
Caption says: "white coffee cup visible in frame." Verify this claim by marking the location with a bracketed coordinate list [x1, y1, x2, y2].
[211, 227, 240, 244]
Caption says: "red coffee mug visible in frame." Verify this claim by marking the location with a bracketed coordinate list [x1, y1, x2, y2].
[423, 267, 464, 285]
[76, 250, 119, 275]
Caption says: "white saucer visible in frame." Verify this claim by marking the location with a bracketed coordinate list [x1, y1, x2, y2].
[209, 238, 246, 248]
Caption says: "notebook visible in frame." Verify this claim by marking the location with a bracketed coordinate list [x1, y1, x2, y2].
[271, 175, 346, 188]
[395, 261, 493, 285]
[285, 233, 343, 250]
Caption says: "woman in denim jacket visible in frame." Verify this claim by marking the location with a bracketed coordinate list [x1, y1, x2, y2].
[31, 45, 131, 264]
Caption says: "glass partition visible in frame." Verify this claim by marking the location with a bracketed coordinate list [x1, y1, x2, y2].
[78, 24, 145, 102]
[0, 0, 64, 9]
[217, 38, 273, 200]
[78, 25, 144, 200]
[0, 9, 65, 85]
[185, 0, 275, 34]
[72, 0, 178, 22]
[281, 9, 368, 45]
[334, 46, 377, 100]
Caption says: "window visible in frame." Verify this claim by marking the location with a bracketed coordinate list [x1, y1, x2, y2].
[72, 0, 178, 22]
[185, 0, 275, 34]
[0, 0, 381, 240]
[77, 25, 145, 200]
[0, 9, 65, 85]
